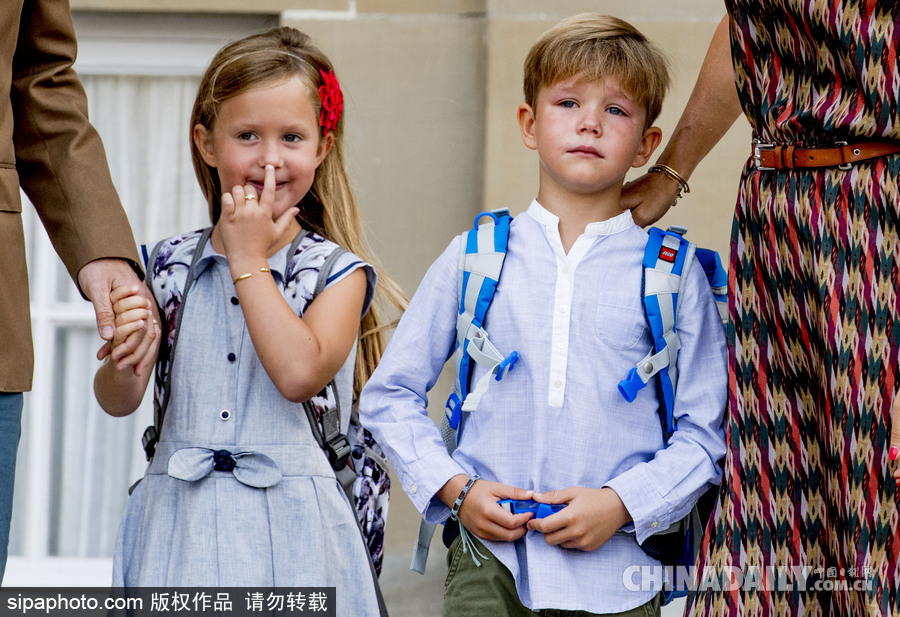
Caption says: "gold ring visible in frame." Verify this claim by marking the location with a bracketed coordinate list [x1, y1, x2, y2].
[245, 194, 257, 201]
[153, 319, 159, 325]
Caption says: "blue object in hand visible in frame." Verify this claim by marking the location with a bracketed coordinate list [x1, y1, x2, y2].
[498, 499, 566, 519]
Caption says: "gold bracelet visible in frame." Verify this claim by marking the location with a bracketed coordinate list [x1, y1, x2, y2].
[648, 164, 691, 202]
[233, 267, 270, 285]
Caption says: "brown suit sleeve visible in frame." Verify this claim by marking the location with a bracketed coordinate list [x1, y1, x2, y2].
[11, 0, 142, 288]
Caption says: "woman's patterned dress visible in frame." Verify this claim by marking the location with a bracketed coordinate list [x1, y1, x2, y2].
[686, 2, 900, 615]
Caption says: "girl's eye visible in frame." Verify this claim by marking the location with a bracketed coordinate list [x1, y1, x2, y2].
[239, 132, 256, 141]
[284, 134, 301, 143]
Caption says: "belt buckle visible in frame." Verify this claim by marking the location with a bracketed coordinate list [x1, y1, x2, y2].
[753, 140, 775, 170]
[834, 141, 852, 170]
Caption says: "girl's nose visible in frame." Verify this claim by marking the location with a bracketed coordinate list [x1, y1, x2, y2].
[260, 143, 283, 167]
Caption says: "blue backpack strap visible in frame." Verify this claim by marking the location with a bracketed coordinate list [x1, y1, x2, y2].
[617, 226, 694, 436]
[616, 226, 728, 605]
[441, 209, 517, 449]
[412, 208, 516, 575]
[695, 248, 728, 325]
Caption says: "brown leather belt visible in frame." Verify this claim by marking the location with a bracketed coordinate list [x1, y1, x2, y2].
[752, 140, 900, 170]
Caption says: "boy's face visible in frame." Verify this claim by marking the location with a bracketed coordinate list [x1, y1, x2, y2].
[518, 75, 660, 205]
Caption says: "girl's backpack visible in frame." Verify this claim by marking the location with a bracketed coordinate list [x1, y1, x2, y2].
[139, 227, 391, 598]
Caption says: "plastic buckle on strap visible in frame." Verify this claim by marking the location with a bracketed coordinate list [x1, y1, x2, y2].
[474, 212, 500, 228]
[325, 434, 352, 470]
[494, 351, 519, 382]
[618, 367, 649, 402]
[445, 393, 462, 429]
[141, 425, 159, 461]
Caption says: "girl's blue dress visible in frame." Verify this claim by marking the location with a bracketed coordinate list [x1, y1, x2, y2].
[112, 231, 379, 615]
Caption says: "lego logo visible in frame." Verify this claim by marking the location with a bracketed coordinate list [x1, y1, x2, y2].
[659, 247, 677, 263]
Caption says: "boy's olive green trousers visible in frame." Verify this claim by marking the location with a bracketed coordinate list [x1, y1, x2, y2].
[443, 534, 662, 617]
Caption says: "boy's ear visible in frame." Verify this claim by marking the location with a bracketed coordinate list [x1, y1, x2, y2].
[632, 126, 663, 168]
[517, 103, 538, 151]
[193, 124, 217, 167]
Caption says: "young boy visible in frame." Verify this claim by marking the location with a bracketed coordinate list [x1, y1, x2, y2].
[360, 13, 726, 616]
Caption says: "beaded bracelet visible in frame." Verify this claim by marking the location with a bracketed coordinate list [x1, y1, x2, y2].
[449, 475, 480, 520]
[648, 164, 691, 204]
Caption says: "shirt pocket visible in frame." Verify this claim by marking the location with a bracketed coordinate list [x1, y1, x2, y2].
[595, 291, 648, 350]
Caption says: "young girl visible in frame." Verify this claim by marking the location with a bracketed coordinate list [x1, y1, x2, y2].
[94, 27, 405, 606]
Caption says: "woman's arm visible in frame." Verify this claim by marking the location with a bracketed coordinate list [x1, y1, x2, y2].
[623, 15, 744, 227]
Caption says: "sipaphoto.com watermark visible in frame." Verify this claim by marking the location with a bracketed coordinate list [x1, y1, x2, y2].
[623, 565, 875, 593]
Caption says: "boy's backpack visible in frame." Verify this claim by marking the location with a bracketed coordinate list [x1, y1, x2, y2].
[413, 212, 727, 606]
[140, 227, 390, 611]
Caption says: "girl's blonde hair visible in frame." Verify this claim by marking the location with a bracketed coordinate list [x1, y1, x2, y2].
[190, 27, 406, 398]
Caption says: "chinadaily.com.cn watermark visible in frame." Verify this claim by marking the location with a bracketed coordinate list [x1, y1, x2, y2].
[623, 565, 875, 593]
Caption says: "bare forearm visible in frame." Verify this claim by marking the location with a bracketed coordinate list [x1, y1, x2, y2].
[94, 360, 151, 417]
[656, 15, 743, 180]
[231, 265, 363, 403]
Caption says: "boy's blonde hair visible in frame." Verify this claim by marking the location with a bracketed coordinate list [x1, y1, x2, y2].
[190, 27, 406, 397]
[523, 14, 670, 125]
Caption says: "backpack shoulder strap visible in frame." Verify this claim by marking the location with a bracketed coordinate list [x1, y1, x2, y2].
[617, 226, 695, 438]
[298, 236, 354, 472]
[413, 209, 517, 575]
[142, 227, 214, 460]
[694, 247, 728, 325]
[441, 209, 517, 449]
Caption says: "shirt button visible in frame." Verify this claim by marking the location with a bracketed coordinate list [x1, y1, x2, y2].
[227, 352, 236, 362]
[651, 521, 659, 529]
[554, 380, 562, 388]
[557, 341, 566, 349]
[409, 484, 418, 494]
[230, 296, 239, 305]
[220, 410, 231, 421]
[559, 304, 568, 313]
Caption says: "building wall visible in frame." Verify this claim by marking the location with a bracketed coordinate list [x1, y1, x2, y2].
[71, 0, 750, 573]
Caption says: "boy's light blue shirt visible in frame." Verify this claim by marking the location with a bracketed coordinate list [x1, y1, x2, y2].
[360, 200, 727, 613]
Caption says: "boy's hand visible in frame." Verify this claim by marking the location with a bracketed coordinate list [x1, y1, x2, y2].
[439, 476, 534, 542]
[527, 487, 631, 552]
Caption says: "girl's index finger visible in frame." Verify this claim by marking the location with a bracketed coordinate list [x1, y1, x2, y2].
[110, 284, 141, 304]
[261, 163, 276, 208]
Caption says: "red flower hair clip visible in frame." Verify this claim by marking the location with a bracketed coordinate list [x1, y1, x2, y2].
[318, 69, 343, 133]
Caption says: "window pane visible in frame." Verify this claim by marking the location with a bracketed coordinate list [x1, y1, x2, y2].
[48, 327, 151, 558]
